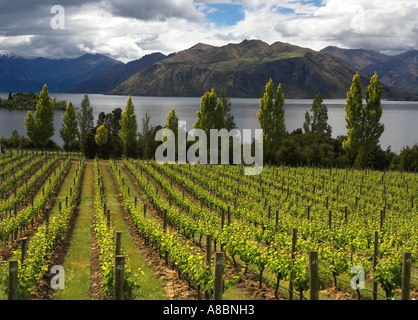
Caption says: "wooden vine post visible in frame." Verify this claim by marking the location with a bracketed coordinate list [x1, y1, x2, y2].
[401, 251, 411, 300]
[8, 260, 18, 300]
[114, 255, 125, 300]
[115, 231, 122, 256]
[309, 250, 319, 300]
[205, 234, 212, 300]
[289, 228, 297, 300]
[373, 231, 378, 300]
[21, 237, 29, 263]
[213, 252, 224, 300]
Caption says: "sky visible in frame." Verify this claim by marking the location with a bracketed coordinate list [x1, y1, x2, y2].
[0, 0, 417, 63]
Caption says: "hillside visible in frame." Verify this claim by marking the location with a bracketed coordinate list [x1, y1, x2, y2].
[109, 40, 408, 99]
[321, 46, 418, 96]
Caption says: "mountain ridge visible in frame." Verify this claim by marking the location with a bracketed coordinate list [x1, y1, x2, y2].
[0, 53, 122, 93]
[320, 46, 418, 96]
[109, 40, 410, 99]
[1, 41, 416, 99]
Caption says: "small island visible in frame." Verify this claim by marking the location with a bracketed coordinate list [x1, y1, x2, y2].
[0, 91, 67, 110]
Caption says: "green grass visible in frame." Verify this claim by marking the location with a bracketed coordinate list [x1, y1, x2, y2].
[100, 160, 168, 300]
[53, 161, 93, 300]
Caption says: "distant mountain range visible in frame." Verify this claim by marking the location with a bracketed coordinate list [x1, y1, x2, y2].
[321, 46, 418, 96]
[70, 52, 170, 93]
[1, 40, 416, 99]
[0, 53, 121, 93]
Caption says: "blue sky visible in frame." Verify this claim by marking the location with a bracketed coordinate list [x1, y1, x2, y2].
[201, 3, 245, 26]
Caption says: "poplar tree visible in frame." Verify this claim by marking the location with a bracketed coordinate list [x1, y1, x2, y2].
[257, 78, 286, 163]
[164, 107, 180, 160]
[25, 84, 55, 148]
[165, 107, 179, 138]
[95, 125, 108, 158]
[219, 88, 236, 130]
[363, 72, 384, 158]
[194, 88, 223, 135]
[359, 72, 385, 167]
[342, 72, 363, 164]
[193, 88, 235, 133]
[77, 94, 94, 143]
[303, 111, 311, 133]
[119, 95, 138, 158]
[60, 100, 79, 151]
[343, 72, 384, 167]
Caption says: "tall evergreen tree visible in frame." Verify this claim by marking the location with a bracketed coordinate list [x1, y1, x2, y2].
[193, 88, 236, 133]
[138, 112, 156, 159]
[359, 72, 384, 167]
[164, 107, 180, 160]
[303, 111, 311, 134]
[257, 79, 286, 163]
[77, 94, 94, 143]
[342, 72, 363, 164]
[119, 95, 138, 158]
[24, 84, 55, 148]
[95, 125, 108, 158]
[219, 88, 236, 130]
[343, 72, 384, 168]
[272, 83, 287, 148]
[60, 100, 79, 151]
[165, 107, 179, 138]
[194, 88, 222, 135]
[303, 93, 332, 136]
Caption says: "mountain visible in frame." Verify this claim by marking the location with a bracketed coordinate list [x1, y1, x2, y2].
[109, 40, 408, 99]
[321, 46, 418, 96]
[70, 52, 169, 93]
[0, 53, 122, 93]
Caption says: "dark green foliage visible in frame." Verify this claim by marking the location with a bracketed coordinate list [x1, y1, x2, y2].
[138, 111, 162, 160]
[0, 129, 60, 150]
[303, 93, 332, 136]
[0, 91, 66, 110]
[97, 108, 122, 136]
[398, 144, 418, 171]
[257, 79, 286, 164]
[77, 94, 94, 144]
[24, 84, 55, 148]
[119, 96, 138, 158]
[275, 132, 347, 168]
[60, 100, 80, 152]
[80, 132, 98, 159]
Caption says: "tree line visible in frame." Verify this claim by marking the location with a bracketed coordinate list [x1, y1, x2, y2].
[0, 78, 417, 171]
[0, 91, 67, 110]
[256, 72, 417, 171]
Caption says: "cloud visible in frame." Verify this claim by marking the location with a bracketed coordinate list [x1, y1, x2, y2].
[0, 0, 416, 62]
[106, 0, 204, 22]
[273, 0, 418, 52]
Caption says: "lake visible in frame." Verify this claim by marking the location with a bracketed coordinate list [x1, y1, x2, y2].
[0, 92, 417, 154]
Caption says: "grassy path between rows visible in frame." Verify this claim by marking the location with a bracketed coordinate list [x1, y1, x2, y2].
[53, 161, 93, 300]
[101, 160, 167, 300]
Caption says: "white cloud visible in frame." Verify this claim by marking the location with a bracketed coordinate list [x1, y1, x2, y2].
[273, 0, 418, 52]
[0, 0, 416, 61]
